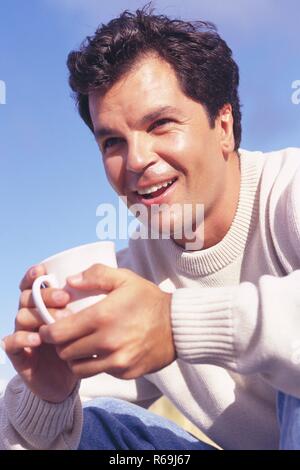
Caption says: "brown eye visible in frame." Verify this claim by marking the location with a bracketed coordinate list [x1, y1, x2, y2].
[150, 118, 172, 130]
[103, 137, 123, 150]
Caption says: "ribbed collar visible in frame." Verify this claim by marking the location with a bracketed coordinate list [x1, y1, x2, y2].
[162, 149, 264, 276]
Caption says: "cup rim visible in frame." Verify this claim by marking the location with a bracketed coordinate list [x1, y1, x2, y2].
[40, 241, 115, 264]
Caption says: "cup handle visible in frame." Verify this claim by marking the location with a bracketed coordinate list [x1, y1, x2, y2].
[32, 274, 59, 324]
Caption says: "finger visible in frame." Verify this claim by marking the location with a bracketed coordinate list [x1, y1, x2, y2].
[19, 264, 47, 291]
[2, 332, 41, 356]
[39, 306, 98, 345]
[15, 307, 66, 331]
[15, 307, 44, 331]
[67, 264, 130, 292]
[19, 288, 70, 309]
[67, 353, 114, 379]
[56, 330, 114, 362]
[67, 351, 133, 380]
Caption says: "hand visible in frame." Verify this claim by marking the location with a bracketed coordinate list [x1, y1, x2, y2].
[39, 264, 176, 380]
[2, 265, 79, 403]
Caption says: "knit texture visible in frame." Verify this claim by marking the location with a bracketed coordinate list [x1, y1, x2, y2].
[1, 147, 300, 449]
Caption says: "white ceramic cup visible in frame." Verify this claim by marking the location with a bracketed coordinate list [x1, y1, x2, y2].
[32, 241, 117, 324]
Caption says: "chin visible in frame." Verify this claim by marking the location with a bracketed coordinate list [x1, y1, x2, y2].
[146, 209, 186, 240]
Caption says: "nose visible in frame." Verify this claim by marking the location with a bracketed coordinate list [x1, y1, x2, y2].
[126, 133, 157, 173]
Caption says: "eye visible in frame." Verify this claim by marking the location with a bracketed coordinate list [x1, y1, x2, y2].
[103, 137, 123, 151]
[149, 118, 173, 131]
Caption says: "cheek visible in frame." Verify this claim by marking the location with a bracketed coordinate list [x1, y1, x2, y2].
[164, 131, 206, 166]
[103, 156, 125, 193]
[165, 132, 188, 154]
[155, 133, 191, 172]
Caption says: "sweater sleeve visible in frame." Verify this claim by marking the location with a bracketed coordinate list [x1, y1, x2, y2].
[0, 375, 82, 450]
[0, 373, 162, 450]
[171, 166, 300, 398]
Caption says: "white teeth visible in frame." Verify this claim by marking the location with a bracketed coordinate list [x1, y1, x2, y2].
[137, 178, 175, 195]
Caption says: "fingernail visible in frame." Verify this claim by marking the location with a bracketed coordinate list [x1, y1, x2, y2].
[30, 266, 38, 278]
[52, 290, 68, 303]
[67, 273, 83, 284]
[55, 309, 72, 319]
[0, 340, 6, 352]
[28, 333, 40, 345]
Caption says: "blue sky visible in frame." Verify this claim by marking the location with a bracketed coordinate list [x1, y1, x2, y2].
[0, 0, 299, 387]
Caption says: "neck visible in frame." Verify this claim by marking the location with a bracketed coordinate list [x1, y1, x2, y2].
[174, 151, 241, 251]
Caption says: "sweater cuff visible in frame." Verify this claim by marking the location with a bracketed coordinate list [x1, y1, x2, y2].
[4, 375, 82, 448]
[171, 287, 237, 368]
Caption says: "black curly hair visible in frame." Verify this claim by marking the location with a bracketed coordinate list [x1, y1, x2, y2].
[67, 4, 242, 149]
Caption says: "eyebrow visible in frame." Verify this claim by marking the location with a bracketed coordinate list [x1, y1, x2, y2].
[94, 105, 181, 140]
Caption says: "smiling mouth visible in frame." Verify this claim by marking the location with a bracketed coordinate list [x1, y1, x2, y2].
[135, 178, 177, 200]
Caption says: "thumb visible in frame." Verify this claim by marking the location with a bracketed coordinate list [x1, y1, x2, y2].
[1, 333, 41, 369]
[66, 263, 130, 292]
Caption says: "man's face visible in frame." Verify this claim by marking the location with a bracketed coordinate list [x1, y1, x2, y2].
[89, 55, 234, 244]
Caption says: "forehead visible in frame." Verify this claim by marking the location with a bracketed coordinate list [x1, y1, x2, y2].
[88, 56, 187, 123]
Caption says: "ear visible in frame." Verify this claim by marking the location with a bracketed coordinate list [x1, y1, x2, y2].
[217, 104, 235, 154]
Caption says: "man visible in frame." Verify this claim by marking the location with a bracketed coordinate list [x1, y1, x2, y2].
[1, 7, 300, 450]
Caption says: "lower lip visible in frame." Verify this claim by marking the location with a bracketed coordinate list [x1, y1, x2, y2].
[135, 179, 178, 206]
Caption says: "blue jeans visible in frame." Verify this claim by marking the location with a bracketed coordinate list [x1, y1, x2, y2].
[277, 392, 300, 450]
[78, 397, 215, 450]
[78, 392, 300, 450]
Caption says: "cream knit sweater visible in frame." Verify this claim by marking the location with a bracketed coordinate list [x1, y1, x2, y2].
[1, 147, 300, 450]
